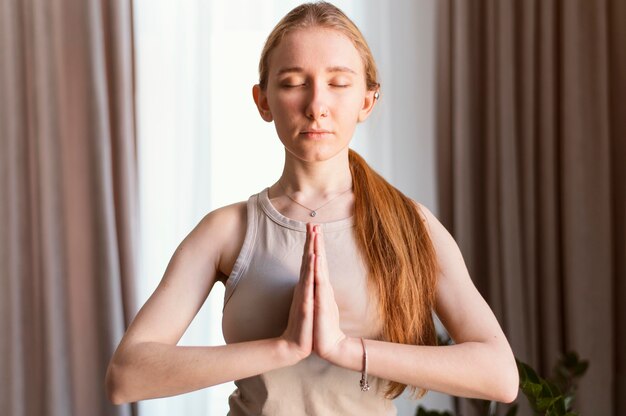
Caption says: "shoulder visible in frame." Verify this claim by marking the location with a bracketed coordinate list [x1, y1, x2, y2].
[194, 200, 248, 280]
[201, 200, 247, 231]
[409, 200, 459, 267]
[409, 200, 437, 235]
[175, 201, 247, 280]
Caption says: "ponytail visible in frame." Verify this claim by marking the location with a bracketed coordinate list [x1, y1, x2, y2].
[349, 149, 439, 399]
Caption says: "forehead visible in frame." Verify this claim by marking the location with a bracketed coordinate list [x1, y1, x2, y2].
[269, 27, 364, 74]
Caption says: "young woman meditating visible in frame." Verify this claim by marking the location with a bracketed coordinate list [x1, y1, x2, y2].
[106, 3, 519, 414]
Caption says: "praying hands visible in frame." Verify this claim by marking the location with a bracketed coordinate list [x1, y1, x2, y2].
[280, 223, 348, 365]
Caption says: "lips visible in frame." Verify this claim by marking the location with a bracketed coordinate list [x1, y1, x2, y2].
[300, 130, 333, 139]
[301, 129, 331, 134]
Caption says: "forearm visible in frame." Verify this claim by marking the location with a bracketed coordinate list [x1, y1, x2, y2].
[334, 337, 519, 403]
[106, 338, 295, 404]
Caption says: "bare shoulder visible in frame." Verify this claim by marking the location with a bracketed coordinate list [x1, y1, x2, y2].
[197, 200, 247, 283]
[199, 200, 246, 235]
[410, 200, 440, 239]
[409, 200, 470, 285]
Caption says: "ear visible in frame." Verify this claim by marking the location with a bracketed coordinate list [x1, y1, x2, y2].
[357, 88, 379, 123]
[252, 84, 273, 122]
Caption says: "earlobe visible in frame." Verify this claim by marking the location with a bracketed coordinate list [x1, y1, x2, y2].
[252, 84, 273, 122]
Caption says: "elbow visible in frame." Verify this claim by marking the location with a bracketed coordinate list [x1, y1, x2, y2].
[504, 370, 520, 403]
[478, 343, 519, 403]
[498, 379, 519, 404]
[105, 360, 133, 405]
[495, 357, 519, 403]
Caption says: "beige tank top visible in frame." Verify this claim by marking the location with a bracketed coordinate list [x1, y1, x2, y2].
[221, 188, 397, 416]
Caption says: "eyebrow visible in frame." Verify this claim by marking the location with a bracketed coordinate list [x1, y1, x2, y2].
[276, 66, 357, 76]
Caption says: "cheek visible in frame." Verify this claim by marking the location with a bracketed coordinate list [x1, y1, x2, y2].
[336, 95, 364, 122]
[270, 95, 303, 119]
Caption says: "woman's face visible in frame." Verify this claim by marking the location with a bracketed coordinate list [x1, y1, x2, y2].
[253, 27, 377, 163]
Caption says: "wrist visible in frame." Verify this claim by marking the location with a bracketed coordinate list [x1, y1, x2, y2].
[275, 338, 309, 366]
[328, 336, 362, 371]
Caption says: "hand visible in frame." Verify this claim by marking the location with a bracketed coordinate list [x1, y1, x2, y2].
[279, 223, 315, 363]
[311, 225, 348, 363]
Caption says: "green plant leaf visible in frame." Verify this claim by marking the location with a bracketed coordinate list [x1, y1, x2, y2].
[543, 379, 562, 397]
[536, 396, 559, 411]
[545, 408, 558, 416]
[517, 359, 541, 385]
[520, 379, 543, 400]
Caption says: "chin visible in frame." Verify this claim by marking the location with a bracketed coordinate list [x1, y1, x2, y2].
[290, 138, 350, 160]
[291, 147, 347, 163]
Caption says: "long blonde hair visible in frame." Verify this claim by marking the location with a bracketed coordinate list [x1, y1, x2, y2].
[259, 2, 439, 399]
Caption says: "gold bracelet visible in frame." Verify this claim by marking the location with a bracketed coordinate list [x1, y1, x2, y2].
[360, 337, 370, 391]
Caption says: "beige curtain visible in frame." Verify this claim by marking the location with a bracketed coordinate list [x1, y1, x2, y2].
[436, 0, 625, 415]
[0, 0, 138, 415]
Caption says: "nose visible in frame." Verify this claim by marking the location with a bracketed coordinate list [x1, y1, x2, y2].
[304, 83, 329, 120]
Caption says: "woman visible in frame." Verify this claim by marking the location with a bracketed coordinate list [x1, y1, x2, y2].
[105, 2, 519, 414]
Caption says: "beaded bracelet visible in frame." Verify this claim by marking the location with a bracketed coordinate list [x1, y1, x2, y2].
[359, 337, 370, 391]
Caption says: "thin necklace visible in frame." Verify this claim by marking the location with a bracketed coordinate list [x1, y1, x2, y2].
[277, 179, 353, 217]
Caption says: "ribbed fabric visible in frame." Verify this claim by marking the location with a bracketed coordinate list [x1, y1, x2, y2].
[222, 188, 397, 415]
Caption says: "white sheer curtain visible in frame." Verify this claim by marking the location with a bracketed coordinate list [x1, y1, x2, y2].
[133, 1, 451, 414]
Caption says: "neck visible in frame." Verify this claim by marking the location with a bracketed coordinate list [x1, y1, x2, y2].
[278, 148, 353, 195]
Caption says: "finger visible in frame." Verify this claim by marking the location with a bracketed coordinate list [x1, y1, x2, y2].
[307, 223, 316, 256]
[300, 256, 313, 285]
[306, 253, 315, 287]
[313, 226, 330, 279]
[299, 224, 315, 279]
[297, 254, 315, 309]
[314, 233, 325, 288]
[313, 225, 322, 255]
[303, 223, 315, 259]
[302, 253, 315, 308]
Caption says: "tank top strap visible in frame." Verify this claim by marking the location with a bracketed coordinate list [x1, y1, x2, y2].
[223, 192, 260, 308]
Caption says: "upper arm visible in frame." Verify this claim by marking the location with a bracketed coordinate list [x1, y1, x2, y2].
[415, 203, 507, 346]
[116, 202, 246, 350]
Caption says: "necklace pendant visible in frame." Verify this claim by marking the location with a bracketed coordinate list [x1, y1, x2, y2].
[310, 211, 317, 217]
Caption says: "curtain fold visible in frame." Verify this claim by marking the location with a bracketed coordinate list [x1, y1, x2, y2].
[436, 0, 625, 415]
[0, 0, 138, 415]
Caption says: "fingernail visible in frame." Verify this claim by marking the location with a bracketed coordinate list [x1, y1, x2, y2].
[315, 225, 320, 232]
